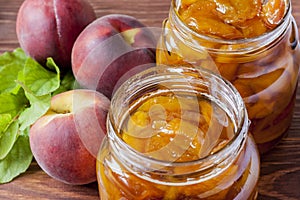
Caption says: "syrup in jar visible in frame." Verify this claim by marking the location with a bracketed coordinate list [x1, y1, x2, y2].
[156, 0, 300, 153]
[97, 66, 260, 199]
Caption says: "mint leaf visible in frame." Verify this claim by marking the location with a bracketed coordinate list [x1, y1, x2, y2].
[22, 57, 60, 96]
[19, 126, 29, 137]
[0, 48, 27, 66]
[18, 92, 51, 131]
[0, 114, 12, 134]
[0, 48, 27, 94]
[46, 57, 60, 72]
[0, 91, 28, 117]
[0, 63, 24, 94]
[53, 70, 76, 95]
[0, 135, 32, 184]
[0, 121, 19, 160]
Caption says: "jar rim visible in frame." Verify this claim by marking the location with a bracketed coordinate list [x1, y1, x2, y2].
[108, 65, 249, 171]
[170, 0, 291, 46]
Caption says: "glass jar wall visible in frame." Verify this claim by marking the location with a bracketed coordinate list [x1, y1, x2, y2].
[97, 66, 260, 200]
[156, 0, 300, 153]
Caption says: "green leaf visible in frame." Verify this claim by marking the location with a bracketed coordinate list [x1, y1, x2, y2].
[0, 121, 19, 160]
[0, 135, 32, 184]
[0, 114, 12, 135]
[0, 48, 27, 66]
[53, 70, 76, 96]
[0, 63, 24, 94]
[0, 90, 28, 117]
[19, 126, 29, 137]
[18, 92, 51, 131]
[21, 57, 60, 96]
[0, 48, 27, 94]
[46, 57, 60, 72]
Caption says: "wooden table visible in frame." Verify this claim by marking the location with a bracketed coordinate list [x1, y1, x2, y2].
[0, 0, 299, 199]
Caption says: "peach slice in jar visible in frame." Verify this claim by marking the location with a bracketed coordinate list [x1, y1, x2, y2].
[215, 0, 262, 24]
[237, 17, 268, 38]
[179, 0, 244, 39]
[262, 0, 286, 29]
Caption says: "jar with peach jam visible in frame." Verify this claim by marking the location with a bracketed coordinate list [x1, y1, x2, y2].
[97, 66, 260, 200]
[156, 0, 300, 153]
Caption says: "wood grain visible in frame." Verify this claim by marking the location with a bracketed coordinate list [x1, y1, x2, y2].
[0, 0, 300, 199]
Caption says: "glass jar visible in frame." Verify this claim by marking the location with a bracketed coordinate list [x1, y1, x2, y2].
[156, 0, 300, 153]
[97, 66, 260, 199]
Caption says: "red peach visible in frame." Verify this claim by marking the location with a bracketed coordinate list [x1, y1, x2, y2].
[16, 0, 96, 69]
[29, 89, 110, 185]
[71, 14, 157, 99]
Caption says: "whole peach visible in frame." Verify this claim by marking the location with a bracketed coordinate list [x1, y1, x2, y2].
[29, 89, 110, 185]
[71, 14, 157, 99]
[16, 0, 96, 69]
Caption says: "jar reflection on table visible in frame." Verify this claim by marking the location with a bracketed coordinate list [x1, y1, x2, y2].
[97, 66, 260, 200]
[156, 0, 300, 153]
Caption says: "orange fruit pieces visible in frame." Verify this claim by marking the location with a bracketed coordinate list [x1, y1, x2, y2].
[262, 0, 286, 29]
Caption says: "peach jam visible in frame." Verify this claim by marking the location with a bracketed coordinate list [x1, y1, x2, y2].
[156, 0, 300, 153]
[97, 66, 260, 200]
